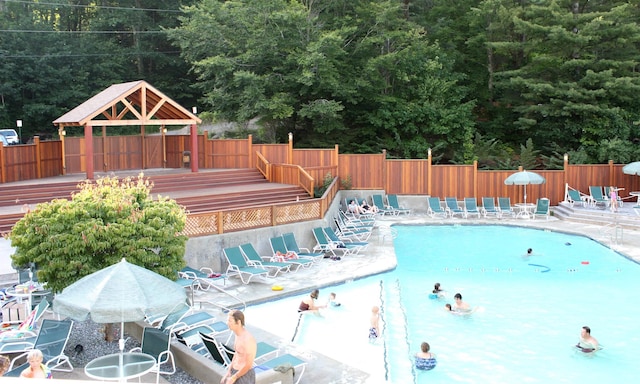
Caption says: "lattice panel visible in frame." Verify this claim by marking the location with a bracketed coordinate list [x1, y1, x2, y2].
[182, 213, 219, 237]
[223, 207, 272, 232]
[275, 201, 320, 224]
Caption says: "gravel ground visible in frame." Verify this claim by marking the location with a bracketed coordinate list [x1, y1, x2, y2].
[66, 319, 202, 384]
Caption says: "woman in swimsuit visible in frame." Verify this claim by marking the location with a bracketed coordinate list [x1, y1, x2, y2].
[298, 289, 325, 313]
[415, 342, 437, 370]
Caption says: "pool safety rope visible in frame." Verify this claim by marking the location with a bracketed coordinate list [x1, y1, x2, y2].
[380, 279, 418, 384]
[528, 263, 551, 273]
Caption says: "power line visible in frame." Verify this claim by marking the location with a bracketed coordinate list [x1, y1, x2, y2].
[0, 51, 181, 58]
[0, 29, 167, 34]
[4, 0, 184, 13]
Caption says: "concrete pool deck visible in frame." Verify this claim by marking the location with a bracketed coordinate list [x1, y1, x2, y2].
[2, 208, 640, 383]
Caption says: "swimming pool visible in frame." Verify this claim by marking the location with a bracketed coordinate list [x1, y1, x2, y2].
[246, 225, 640, 383]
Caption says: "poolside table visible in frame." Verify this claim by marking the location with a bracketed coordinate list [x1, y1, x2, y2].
[85, 352, 155, 382]
[515, 203, 536, 219]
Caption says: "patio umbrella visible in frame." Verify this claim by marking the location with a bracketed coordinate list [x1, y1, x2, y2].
[504, 170, 546, 204]
[622, 162, 640, 176]
[53, 258, 186, 353]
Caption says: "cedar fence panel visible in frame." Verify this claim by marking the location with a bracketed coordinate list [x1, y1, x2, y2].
[429, 165, 475, 199]
[210, 139, 251, 168]
[384, 159, 429, 195]
[254, 144, 288, 164]
[338, 153, 385, 189]
[39, 140, 63, 178]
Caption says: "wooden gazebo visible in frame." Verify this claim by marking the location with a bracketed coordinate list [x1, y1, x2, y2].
[53, 80, 201, 179]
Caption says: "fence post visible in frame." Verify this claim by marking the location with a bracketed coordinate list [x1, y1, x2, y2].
[288, 132, 293, 164]
[190, 123, 198, 172]
[473, 160, 478, 198]
[609, 159, 614, 187]
[202, 130, 209, 168]
[381, 149, 387, 191]
[34, 136, 42, 179]
[248, 134, 253, 168]
[0, 144, 4, 183]
[427, 148, 432, 196]
[563, 153, 568, 197]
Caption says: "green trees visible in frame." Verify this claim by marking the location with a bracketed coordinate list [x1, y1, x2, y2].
[169, 0, 475, 159]
[10, 176, 187, 293]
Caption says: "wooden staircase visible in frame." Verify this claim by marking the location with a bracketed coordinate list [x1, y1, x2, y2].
[0, 169, 311, 234]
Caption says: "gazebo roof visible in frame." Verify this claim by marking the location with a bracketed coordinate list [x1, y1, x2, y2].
[53, 80, 201, 127]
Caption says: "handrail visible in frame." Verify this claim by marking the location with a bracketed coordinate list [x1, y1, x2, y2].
[255, 152, 270, 180]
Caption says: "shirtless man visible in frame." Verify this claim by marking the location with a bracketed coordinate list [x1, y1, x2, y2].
[453, 293, 471, 312]
[576, 326, 599, 353]
[221, 311, 257, 384]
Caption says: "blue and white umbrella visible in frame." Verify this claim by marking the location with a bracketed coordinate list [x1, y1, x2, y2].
[504, 170, 546, 204]
[622, 162, 640, 176]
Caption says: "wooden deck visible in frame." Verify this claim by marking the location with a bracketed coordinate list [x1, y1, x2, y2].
[0, 168, 312, 234]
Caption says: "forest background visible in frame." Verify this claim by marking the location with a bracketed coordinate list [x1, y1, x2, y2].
[1, 0, 639, 169]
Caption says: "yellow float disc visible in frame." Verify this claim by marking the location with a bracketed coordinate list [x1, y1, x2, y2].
[271, 285, 284, 291]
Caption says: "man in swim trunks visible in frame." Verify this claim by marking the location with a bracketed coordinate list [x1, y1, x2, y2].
[576, 326, 599, 353]
[221, 310, 256, 384]
[369, 306, 380, 342]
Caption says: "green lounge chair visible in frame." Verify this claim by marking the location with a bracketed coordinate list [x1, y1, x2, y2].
[4, 319, 74, 377]
[371, 194, 396, 215]
[427, 197, 448, 218]
[445, 197, 465, 218]
[281, 233, 325, 261]
[589, 186, 608, 208]
[533, 198, 550, 220]
[267, 237, 315, 269]
[498, 197, 516, 218]
[312, 227, 354, 257]
[387, 194, 411, 215]
[323, 227, 368, 253]
[241, 243, 295, 276]
[463, 198, 481, 218]
[481, 197, 500, 218]
[223, 246, 270, 284]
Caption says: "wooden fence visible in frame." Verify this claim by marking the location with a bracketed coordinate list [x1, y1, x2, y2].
[2, 134, 639, 206]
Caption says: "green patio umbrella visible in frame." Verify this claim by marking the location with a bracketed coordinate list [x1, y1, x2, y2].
[504, 170, 546, 204]
[622, 162, 640, 176]
[53, 258, 186, 353]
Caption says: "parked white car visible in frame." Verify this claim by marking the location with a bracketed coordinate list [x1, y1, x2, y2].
[0, 129, 19, 144]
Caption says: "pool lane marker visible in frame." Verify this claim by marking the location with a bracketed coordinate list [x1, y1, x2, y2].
[528, 263, 550, 273]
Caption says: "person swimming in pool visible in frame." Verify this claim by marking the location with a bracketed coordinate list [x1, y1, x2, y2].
[429, 282, 445, 299]
[415, 341, 437, 370]
[576, 326, 599, 353]
[527, 248, 533, 256]
[453, 293, 471, 312]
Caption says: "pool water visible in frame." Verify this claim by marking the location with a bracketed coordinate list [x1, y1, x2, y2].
[246, 225, 640, 383]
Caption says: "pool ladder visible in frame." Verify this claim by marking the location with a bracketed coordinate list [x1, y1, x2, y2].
[381, 279, 417, 384]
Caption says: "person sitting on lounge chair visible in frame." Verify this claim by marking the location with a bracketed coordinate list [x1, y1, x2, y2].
[20, 349, 52, 379]
[347, 200, 365, 215]
[361, 199, 379, 214]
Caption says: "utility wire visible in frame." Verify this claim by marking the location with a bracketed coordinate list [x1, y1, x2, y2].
[0, 30, 167, 34]
[4, 0, 184, 13]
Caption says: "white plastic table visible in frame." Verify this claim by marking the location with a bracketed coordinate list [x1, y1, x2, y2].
[515, 203, 536, 219]
[84, 352, 155, 382]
